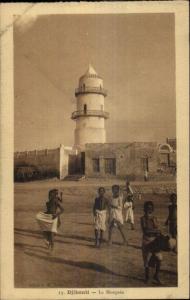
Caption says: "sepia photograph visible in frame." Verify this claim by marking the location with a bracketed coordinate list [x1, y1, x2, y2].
[0, 2, 189, 300]
[14, 11, 178, 288]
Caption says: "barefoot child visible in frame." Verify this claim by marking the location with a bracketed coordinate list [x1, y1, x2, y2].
[140, 201, 162, 284]
[124, 194, 135, 230]
[36, 189, 64, 253]
[125, 181, 134, 195]
[93, 187, 109, 247]
[108, 185, 127, 245]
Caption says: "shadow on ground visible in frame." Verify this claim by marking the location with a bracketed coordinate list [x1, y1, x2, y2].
[14, 228, 141, 249]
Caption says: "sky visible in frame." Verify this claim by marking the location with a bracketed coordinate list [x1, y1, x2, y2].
[14, 13, 176, 151]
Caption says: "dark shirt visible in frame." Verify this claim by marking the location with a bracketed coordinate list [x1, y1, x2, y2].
[93, 197, 109, 215]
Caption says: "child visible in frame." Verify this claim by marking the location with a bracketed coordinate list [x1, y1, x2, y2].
[47, 189, 63, 228]
[144, 170, 148, 182]
[125, 181, 134, 195]
[124, 194, 135, 230]
[140, 201, 162, 284]
[108, 185, 127, 245]
[165, 193, 177, 239]
[93, 187, 109, 248]
[36, 189, 64, 253]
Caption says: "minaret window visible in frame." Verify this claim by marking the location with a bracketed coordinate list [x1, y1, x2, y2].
[84, 104, 87, 114]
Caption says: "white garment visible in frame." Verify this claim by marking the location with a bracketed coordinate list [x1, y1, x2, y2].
[127, 185, 134, 195]
[36, 211, 58, 233]
[124, 201, 134, 224]
[110, 195, 124, 225]
[94, 210, 107, 231]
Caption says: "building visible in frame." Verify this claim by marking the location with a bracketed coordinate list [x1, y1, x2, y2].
[14, 65, 176, 181]
[85, 142, 176, 181]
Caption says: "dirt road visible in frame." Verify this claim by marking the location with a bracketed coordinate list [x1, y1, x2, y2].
[14, 180, 177, 287]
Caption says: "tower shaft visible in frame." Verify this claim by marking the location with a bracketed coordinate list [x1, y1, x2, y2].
[71, 65, 109, 150]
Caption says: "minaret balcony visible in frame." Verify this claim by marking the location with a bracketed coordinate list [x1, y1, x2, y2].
[71, 110, 109, 120]
[75, 87, 107, 97]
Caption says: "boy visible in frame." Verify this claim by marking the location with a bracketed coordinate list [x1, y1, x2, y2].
[36, 189, 64, 253]
[108, 185, 127, 245]
[93, 187, 109, 247]
[125, 181, 134, 195]
[144, 170, 148, 182]
[123, 194, 135, 230]
[140, 201, 162, 284]
[165, 193, 177, 239]
[123, 181, 135, 229]
[47, 189, 63, 228]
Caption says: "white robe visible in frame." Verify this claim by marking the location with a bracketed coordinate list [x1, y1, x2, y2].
[124, 201, 134, 224]
[36, 212, 58, 233]
[110, 195, 124, 225]
[94, 210, 107, 231]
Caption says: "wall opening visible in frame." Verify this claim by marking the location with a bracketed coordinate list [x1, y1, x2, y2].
[84, 104, 87, 114]
[92, 158, 100, 173]
[160, 153, 170, 167]
[104, 158, 116, 175]
[141, 157, 149, 171]
[81, 152, 85, 174]
[68, 155, 78, 175]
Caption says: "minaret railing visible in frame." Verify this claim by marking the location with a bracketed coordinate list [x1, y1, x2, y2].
[71, 110, 109, 119]
[75, 87, 107, 97]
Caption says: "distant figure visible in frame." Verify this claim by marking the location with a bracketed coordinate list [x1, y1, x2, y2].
[93, 187, 109, 248]
[125, 181, 134, 195]
[123, 181, 135, 229]
[108, 185, 127, 245]
[124, 194, 135, 230]
[36, 189, 64, 253]
[144, 170, 148, 181]
[165, 193, 177, 239]
[140, 201, 162, 284]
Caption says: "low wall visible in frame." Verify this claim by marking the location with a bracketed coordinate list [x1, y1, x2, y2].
[14, 145, 74, 180]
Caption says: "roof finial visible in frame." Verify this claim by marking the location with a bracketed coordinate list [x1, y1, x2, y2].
[85, 64, 97, 76]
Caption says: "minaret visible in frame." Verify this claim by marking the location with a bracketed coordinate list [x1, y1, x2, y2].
[71, 65, 109, 151]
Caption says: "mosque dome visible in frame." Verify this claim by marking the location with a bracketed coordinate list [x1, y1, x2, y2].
[79, 64, 102, 80]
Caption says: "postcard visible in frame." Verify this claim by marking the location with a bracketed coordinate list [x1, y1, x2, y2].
[0, 2, 189, 299]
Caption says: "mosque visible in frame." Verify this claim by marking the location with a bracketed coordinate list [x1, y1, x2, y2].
[14, 65, 176, 181]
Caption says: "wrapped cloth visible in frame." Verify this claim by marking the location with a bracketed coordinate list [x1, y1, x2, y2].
[110, 196, 124, 225]
[124, 202, 134, 224]
[36, 212, 58, 233]
[94, 210, 107, 231]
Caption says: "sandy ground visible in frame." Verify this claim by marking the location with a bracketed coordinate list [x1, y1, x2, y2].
[14, 179, 177, 288]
